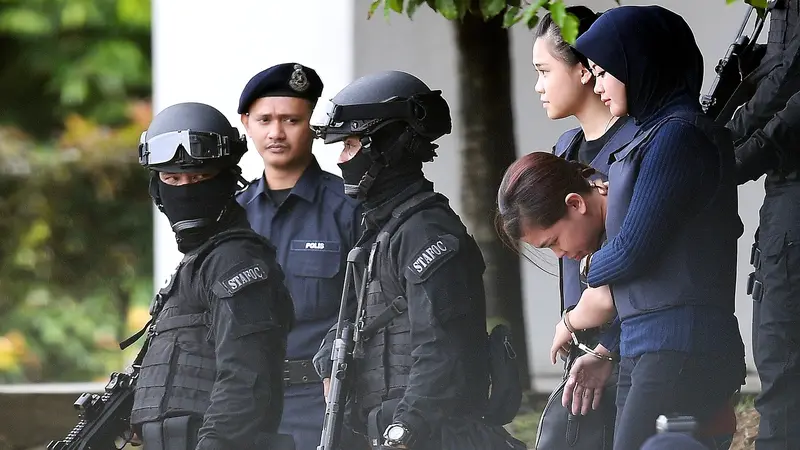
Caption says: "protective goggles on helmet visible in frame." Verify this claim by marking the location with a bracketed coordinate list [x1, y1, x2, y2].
[138, 129, 245, 167]
[311, 90, 451, 144]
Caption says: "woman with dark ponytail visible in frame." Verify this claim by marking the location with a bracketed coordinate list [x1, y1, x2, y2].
[500, 5, 746, 450]
[532, 5, 639, 324]
[530, 7, 638, 449]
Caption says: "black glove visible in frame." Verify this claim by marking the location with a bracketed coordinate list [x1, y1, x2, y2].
[734, 129, 781, 185]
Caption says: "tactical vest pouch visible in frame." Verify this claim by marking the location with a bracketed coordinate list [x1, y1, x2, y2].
[141, 415, 200, 450]
[483, 324, 522, 426]
[534, 346, 617, 450]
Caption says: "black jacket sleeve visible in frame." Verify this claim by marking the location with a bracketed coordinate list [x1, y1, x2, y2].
[390, 216, 488, 441]
[195, 242, 290, 450]
[727, 20, 800, 183]
[734, 87, 800, 183]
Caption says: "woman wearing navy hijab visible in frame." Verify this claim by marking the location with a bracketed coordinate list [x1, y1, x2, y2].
[559, 5, 745, 449]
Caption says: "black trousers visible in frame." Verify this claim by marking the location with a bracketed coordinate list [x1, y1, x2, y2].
[752, 180, 800, 450]
[613, 351, 742, 450]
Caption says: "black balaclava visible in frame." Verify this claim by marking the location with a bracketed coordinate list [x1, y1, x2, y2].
[150, 169, 239, 252]
[337, 123, 426, 205]
[574, 5, 704, 125]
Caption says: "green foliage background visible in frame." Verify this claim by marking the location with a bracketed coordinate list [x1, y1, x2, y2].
[0, 0, 154, 382]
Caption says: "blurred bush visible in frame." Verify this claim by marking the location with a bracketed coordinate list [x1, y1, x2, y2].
[0, 103, 153, 383]
[0, 0, 154, 383]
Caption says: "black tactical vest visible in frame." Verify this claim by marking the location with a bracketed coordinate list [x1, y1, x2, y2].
[767, 0, 800, 59]
[354, 192, 453, 411]
[605, 112, 742, 320]
[130, 229, 279, 425]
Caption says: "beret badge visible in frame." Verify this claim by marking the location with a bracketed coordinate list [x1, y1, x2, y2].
[289, 64, 310, 93]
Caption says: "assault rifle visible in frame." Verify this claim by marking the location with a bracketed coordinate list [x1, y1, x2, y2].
[318, 246, 369, 450]
[48, 292, 166, 450]
[701, 2, 771, 123]
[46, 370, 138, 450]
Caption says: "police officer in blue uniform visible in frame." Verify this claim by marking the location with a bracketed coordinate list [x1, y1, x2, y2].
[236, 63, 362, 450]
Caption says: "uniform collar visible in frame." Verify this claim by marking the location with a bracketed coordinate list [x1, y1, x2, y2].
[244, 156, 323, 205]
[362, 178, 433, 231]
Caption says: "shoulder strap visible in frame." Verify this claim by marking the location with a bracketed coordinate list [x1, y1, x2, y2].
[609, 115, 678, 164]
[604, 118, 640, 151]
[380, 191, 443, 236]
[553, 127, 582, 158]
[360, 191, 445, 338]
[118, 229, 273, 353]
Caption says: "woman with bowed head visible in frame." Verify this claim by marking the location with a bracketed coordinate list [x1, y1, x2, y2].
[530, 7, 639, 448]
[498, 5, 746, 450]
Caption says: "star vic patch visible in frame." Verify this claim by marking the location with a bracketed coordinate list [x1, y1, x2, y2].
[213, 263, 269, 298]
[405, 234, 460, 283]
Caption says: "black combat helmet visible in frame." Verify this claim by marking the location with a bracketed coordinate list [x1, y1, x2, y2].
[313, 71, 452, 199]
[314, 70, 452, 146]
[138, 102, 247, 173]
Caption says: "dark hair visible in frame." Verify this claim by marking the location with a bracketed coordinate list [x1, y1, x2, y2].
[495, 152, 595, 249]
[532, 6, 601, 67]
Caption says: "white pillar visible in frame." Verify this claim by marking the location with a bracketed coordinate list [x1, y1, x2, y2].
[151, 0, 356, 289]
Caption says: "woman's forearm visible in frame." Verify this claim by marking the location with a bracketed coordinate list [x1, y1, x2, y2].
[568, 286, 616, 329]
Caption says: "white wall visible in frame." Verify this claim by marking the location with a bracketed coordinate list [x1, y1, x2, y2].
[151, 0, 357, 286]
[153, 0, 765, 392]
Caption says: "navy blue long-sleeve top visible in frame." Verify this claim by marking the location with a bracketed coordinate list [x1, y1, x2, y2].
[587, 100, 742, 357]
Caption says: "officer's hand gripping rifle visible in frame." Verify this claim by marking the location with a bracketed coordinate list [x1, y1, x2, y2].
[701, 2, 771, 122]
[48, 292, 167, 450]
[46, 370, 138, 450]
[318, 246, 369, 450]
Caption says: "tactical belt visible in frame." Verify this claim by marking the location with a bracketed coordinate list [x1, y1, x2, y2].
[283, 359, 319, 387]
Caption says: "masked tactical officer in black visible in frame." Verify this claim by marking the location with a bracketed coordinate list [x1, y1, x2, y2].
[129, 102, 296, 450]
[725, 2, 800, 448]
[311, 71, 526, 450]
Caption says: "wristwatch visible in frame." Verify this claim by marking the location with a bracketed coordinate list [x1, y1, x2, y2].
[383, 422, 413, 447]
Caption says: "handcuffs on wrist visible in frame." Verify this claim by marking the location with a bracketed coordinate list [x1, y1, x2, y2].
[563, 310, 619, 363]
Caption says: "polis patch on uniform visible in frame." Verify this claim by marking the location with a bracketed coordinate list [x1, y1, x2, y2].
[405, 234, 460, 282]
[214, 263, 269, 297]
[290, 239, 341, 253]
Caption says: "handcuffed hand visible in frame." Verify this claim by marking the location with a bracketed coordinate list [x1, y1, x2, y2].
[550, 319, 573, 364]
[561, 353, 614, 416]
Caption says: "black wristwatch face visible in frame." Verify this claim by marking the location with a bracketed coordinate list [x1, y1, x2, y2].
[385, 423, 410, 445]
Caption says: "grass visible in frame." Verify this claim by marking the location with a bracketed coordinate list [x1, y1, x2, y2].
[506, 392, 760, 449]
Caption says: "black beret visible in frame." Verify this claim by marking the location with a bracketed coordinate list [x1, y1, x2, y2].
[237, 62, 324, 114]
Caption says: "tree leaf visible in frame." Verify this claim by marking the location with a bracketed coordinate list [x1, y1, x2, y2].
[389, 0, 404, 13]
[745, 0, 768, 8]
[549, 0, 567, 27]
[407, 0, 425, 18]
[526, 14, 540, 29]
[502, 6, 522, 28]
[368, 0, 381, 19]
[455, 0, 469, 20]
[520, 0, 546, 28]
[560, 12, 579, 44]
[479, 0, 506, 19]
[434, 0, 459, 20]
[385, 0, 392, 20]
